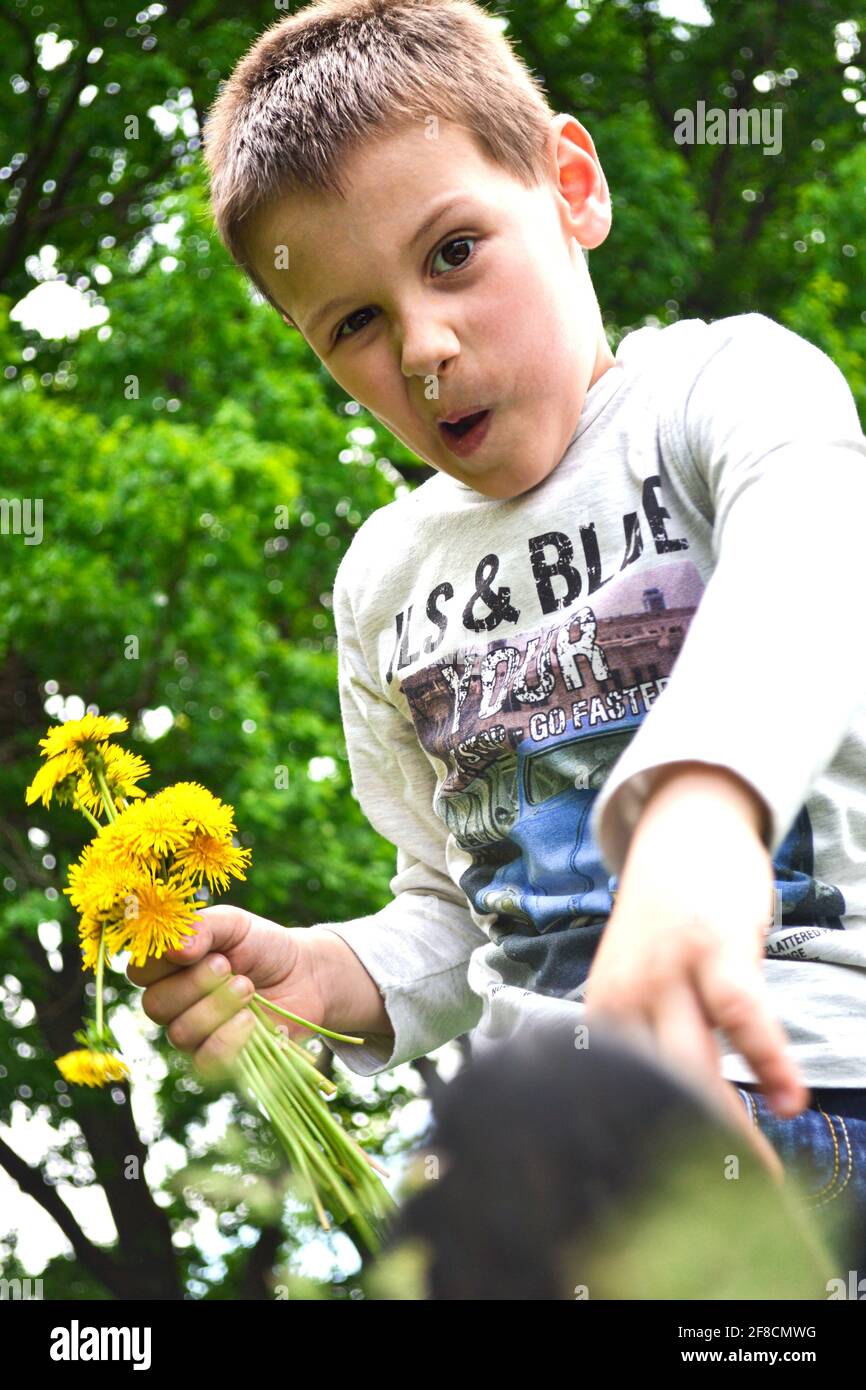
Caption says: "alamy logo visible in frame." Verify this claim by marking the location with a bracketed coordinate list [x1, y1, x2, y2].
[0, 1276, 43, 1299]
[674, 100, 782, 155]
[827, 1270, 866, 1299]
[49, 1320, 152, 1371]
[0, 497, 43, 545]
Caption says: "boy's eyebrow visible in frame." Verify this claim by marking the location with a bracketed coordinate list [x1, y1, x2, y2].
[302, 194, 473, 338]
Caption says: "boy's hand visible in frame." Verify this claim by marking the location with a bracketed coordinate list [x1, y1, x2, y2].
[585, 763, 809, 1145]
[126, 905, 330, 1081]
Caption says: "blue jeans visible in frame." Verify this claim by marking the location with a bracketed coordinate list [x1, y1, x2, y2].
[735, 1084, 866, 1294]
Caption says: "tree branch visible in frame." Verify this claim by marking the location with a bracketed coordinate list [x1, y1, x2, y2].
[635, 3, 688, 156]
[0, 1133, 121, 1291]
[32, 147, 180, 232]
[0, 34, 98, 289]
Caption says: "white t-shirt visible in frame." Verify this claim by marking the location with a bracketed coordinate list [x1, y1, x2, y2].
[318, 312, 866, 1088]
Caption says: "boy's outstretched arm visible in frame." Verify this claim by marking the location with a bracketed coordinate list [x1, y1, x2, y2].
[585, 759, 809, 1120]
[587, 315, 866, 1123]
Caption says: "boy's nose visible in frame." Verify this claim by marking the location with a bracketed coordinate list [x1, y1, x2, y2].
[399, 320, 460, 380]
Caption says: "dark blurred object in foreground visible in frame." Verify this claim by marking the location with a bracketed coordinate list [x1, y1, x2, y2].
[375, 1024, 837, 1300]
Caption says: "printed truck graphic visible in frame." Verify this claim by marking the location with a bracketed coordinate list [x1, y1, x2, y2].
[436, 724, 846, 941]
[440, 722, 639, 934]
[396, 560, 847, 947]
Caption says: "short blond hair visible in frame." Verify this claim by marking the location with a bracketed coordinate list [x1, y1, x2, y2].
[202, 0, 557, 317]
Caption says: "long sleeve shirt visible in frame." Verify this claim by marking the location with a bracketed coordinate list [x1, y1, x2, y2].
[317, 312, 866, 1089]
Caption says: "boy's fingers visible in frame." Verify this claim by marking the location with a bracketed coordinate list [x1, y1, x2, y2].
[194, 1007, 257, 1082]
[589, 988, 786, 1184]
[650, 979, 721, 1083]
[159, 904, 254, 967]
[639, 985, 786, 1184]
[697, 959, 808, 1117]
[139, 954, 236, 1027]
[165, 971, 255, 1053]
[127, 906, 257, 987]
[127, 955, 184, 987]
[648, 984, 763, 1154]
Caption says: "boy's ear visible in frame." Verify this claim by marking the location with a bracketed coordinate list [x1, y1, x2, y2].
[548, 112, 611, 252]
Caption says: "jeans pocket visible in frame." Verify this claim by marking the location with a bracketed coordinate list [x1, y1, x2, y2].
[734, 1091, 866, 1282]
[743, 1092, 856, 1209]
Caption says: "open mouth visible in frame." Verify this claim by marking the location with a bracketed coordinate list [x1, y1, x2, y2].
[441, 409, 488, 438]
[438, 408, 493, 457]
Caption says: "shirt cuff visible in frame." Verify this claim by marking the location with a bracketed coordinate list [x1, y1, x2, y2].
[313, 912, 483, 1076]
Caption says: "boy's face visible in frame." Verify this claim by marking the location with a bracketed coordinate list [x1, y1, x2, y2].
[243, 114, 614, 500]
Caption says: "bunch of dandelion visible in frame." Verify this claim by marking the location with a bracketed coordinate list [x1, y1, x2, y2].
[26, 713, 395, 1250]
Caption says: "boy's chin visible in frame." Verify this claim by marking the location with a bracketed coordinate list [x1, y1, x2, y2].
[426, 454, 559, 500]
[473, 462, 560, 501]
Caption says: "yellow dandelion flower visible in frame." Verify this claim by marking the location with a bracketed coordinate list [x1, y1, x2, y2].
[77, 914, 105, 973]
[105, 872, 201, 966]
[38, 714, 129, 761]
[65, 839, 131, 917]
[25, 748, 86, 808]
[55, 1048, 130, 1088]
[75, 743, 151, 816]
[101, 796, 193, 865]
[154, 782, 237, 838]
[174, 833, 252, 893]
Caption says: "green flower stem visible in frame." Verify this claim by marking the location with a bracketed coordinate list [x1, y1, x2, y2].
[95, 928, 106, 1040]
[246, 1051, 344, 1199]
[233, 1002, 394, 1247]
[264, 1084, 370, 1233]
[93, 764, 120, 824]
[236, 1053, 322, 1214]
[244, 1027, 339, 1177]
[248, 1016, 394, 1208]
[72, 798, 102, 833]
[253, 1011, 391, 1182]
[258, 1047, 346, 1168]
[249, 1047, 357, 1186]
[248, 1026, 343, 1164]
[239, 1019, 392, 1245]
[249, 1000, 338, 1092]
[250, 993, 365, 1046]
[275, 1029, 340, 1091]
[91, 762, 120, 1047]
[237, 1045, 332, 1232]
[282, 1124, 330, 1231]
[242, 1033, 359, 1229]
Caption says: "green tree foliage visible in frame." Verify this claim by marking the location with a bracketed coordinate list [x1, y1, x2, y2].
[1, 0, 864, 1297]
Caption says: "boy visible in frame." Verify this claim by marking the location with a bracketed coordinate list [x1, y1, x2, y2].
[131, 0, 866, 1198]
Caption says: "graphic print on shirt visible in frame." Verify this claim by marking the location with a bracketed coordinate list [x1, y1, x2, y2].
[765, 804, 846, 959]
[394, 551, 846, 1000]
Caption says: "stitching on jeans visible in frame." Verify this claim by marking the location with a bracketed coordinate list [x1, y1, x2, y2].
[745, 1092, 857, 1206]
[808, 1105, 840, 1201]
[808, 1106, 853, 1208]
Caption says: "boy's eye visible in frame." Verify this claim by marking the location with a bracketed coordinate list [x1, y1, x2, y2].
[332, 235, 478, 345]
[335, 306, 378, 343]
[430, 235, 476, 276]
